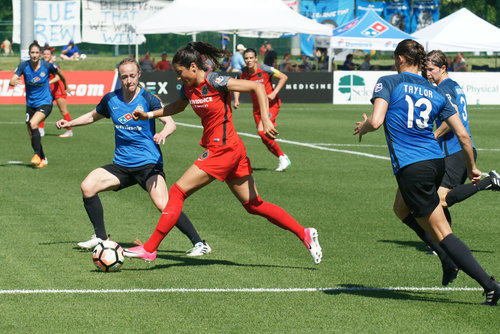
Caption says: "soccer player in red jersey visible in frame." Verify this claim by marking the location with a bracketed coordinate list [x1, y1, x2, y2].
[39, 47, 74, 138]
[124, 42, 322, 264]
[233, 48, 290, 171]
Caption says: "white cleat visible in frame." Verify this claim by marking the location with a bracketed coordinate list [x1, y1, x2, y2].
[275, 154, 291, 172]
[186, 241, 212, 256]
[59, 130, 73, 138]
[77, 234, 103, 250]
[303, 228, 322, 264]
[39, 128, 45, 137]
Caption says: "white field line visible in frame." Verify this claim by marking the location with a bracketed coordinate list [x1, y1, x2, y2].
[0, 286, 483, 294]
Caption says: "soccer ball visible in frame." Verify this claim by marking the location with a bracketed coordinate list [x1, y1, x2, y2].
[92, 240, 124, 272]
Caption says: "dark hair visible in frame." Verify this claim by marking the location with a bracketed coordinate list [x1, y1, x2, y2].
[42, 47, 53, 55]
[172, 42, 222, 71]
[243, 48, 257, 57]
[29, 40, 41, 52]
[117, 57, 141, 74]
[394, 39, 427, 75]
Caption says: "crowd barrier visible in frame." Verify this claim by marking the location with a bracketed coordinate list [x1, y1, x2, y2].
[2, 70, 499, 105]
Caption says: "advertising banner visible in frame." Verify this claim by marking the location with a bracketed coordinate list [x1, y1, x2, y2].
[383, 0, 411, 33]
[0, 71, 117, 105]
[333, 71, 500, 105]
[356, 0, 385, 16]
[411, 0, 440, 33]
[138, 71, 334, 104]
[299, 0, 354, 56]
[12, 0, 81, 46]
[81, 0, 170, 45]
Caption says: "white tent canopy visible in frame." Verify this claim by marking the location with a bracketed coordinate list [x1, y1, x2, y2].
[411, 8, 500, 52]
[136, 0, 332, 37]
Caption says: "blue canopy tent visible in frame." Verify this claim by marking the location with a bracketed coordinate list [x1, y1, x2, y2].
[329, 9, 415, 71]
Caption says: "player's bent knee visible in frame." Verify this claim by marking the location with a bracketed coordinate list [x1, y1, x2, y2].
[243, 196, 264, 215]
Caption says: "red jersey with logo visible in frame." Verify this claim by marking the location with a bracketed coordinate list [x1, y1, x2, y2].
[240, 64, 281, 106]
[180, 71, 238, 148]
[49, 61, 67, 99]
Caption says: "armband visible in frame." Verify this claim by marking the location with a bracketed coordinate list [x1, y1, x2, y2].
[147, 111, 154, 119]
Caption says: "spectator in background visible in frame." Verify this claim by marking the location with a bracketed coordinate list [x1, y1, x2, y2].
[221, 51, 233, 72]
[317, 48, 329, 72]
[342, 53, 356, 70]
[300, 55, 313, 72]
[220, 34, 230, 51]
[60, 40, 79, 60]
[259, 42, 267, 57]
[452, 53, 469, 72]
[263, 41, 278, 68]
[2, 37, 13, 56]
[279, 52, 293, 72]
[230, 44, 246, 73]
[156, 51, 171, 71]
[360, 54, 371, 71]
[139, 51, 155, 72]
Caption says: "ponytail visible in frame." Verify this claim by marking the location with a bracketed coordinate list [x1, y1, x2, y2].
[173, 42, 223, 71]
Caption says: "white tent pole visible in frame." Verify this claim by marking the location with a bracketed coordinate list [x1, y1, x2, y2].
[135, 34, 139, 60]
[192, 33, 197, 42]
[233, 33, 236, 54]
[328, 37, 333, 72]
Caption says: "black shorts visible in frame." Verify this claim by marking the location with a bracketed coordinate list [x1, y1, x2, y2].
[441, 149, 477, 189]
[101, 163, 165, 191]
[26, 105, 52, 123]
[396, 159, 445, 218]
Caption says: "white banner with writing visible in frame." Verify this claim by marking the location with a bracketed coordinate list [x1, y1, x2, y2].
[81, 0, 170, 45]
[12, 0, 81, 46]
[333, 71, 500, 105]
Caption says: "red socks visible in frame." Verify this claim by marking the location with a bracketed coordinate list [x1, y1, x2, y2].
[258, 131, 284, 157]
[39, 121, 45, 129]
[243, 196, 305, 240]
[144, 184, 188, 252]
[63, 113, 72, 130]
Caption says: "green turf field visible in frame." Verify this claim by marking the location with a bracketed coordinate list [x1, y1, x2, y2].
[0, 103, 499, 333]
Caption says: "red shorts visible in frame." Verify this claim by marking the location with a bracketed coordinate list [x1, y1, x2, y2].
[194, 139, 253, 182]
[51, 81, 67, 100]
[253, 99, 280, 126]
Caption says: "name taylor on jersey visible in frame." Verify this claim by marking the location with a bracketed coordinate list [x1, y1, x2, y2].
[403, 84, 433, 98]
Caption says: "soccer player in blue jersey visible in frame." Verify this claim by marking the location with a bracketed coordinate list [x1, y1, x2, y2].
[354, 39, 500, 305]
[9, 41, 60, 168]
[56, 58, 211, 257]
[394, 50, 500, 288]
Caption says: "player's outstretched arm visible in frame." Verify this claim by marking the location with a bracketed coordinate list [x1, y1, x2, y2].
[353, 98, 388, 142]
[154, 115, 177, 144]
[132, 98, 189, 120]
[56, 109, 103, 129]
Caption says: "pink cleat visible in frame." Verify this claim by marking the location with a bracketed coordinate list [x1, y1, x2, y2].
[123, 244, 157, 262]
[303, 228, 322, 264]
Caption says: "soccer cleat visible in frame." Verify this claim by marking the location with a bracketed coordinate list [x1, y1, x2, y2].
[442, 264, 459, 286]
[34, 158, 47, 168]
[39, 127, 45, 137]
[31, 154, 41, 166]
[123, 244, 157, 262]
[483, 276, 500, 306]
[275, 154, 291, 172]
[489, 170, 500, 191]
[303, 227, 322, 264]
[186, 240, 212, 256]
[59, 130, 73, 138]
[77, 234, 103, 250]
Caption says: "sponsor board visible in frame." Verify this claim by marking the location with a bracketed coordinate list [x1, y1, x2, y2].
[139, 71, 334, 103]
[334, 71, 500, 105]
[0, 71, 116, 105]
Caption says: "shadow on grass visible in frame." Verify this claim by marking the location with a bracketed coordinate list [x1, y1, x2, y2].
[322, 284, 475, 305]
[0, 162, 36, 168]
[122, 249, 317, 272]
[378, 239, 493, 254]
